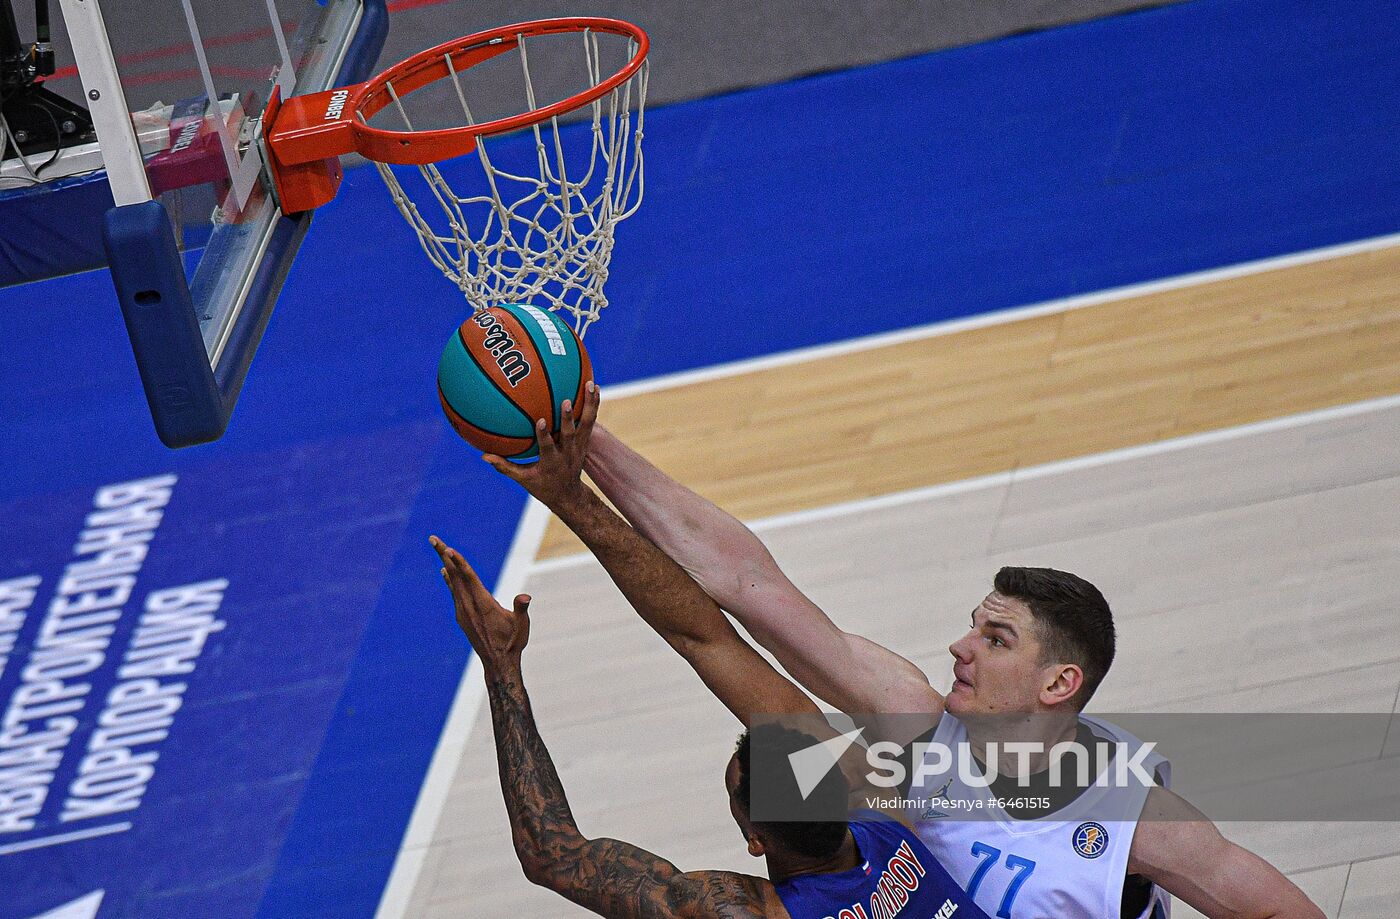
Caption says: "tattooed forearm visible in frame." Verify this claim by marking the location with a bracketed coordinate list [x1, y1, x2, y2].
[484, 668, 772, 918]
[550, 486, 744, 652]
[485, 669, 584, 866]
[539, 835, 773, 919]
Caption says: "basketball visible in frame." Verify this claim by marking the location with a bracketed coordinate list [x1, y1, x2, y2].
[437, 303, 593, 460]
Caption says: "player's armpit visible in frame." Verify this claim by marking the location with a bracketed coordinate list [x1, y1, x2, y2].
[536, 836, 779, 918]
[1128, 788, 1325, 919]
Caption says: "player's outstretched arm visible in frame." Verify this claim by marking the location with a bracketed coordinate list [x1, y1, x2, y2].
[1129, 787, 1324, 919]
[583, 422, 942, 725]
[485, 386, 823, 726]
[431, 538, 783, 919]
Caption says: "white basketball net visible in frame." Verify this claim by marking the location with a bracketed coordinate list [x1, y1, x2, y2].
[371, 30, 647, 337]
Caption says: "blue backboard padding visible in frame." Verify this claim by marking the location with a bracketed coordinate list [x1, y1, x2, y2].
[1, 0, 1398, 915]
[104, 200, 227, 447]
[0, 170, 116, 287]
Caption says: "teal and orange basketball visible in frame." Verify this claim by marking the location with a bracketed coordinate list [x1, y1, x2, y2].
[437, 304, 592, 460]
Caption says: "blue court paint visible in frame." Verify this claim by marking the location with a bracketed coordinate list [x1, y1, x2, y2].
[1, 0, 1397, 915]
[0, 424, 524, 918]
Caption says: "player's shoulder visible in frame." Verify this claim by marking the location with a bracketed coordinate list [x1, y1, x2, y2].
[668, 870, 789, 918]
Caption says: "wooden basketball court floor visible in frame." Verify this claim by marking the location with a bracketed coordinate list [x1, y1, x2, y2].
[385, 237, 1400, 919]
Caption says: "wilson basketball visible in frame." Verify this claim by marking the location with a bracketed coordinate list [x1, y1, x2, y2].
[437, 304, 592, 460]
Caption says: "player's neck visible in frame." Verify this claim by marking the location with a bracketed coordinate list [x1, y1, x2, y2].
[767, 830, 862, 883]
[963, 711, 1080, 776]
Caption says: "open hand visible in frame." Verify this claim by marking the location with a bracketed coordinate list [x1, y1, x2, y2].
[430, 535, 530, 669]
[484, 381, 599, 510]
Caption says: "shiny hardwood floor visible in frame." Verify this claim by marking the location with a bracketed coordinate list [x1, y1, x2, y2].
[541, 243, 1400, 557]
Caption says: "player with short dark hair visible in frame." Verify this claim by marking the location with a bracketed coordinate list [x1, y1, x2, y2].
[429, 534, 990, 919]
[991, 565, 1115, 707]
[481, 386, 1325, 919]
[731, 726, 850, 860]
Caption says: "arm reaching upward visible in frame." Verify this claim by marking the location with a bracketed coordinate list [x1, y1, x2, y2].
[484, 386, 823, 726]
[431, 538, 783, 919]
[583, 422, 943, 728]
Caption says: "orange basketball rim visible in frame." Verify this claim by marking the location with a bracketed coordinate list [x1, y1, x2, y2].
[260, 17, 649, 214]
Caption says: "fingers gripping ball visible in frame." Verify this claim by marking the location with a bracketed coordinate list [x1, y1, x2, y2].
[437, 304, 592, 460]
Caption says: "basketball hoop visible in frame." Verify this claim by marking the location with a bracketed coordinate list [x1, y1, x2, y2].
[261, 18, 648, 334]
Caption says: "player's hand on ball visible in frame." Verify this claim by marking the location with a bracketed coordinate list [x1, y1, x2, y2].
[430, 535, 530, 667]
[484, 380, 599, 510]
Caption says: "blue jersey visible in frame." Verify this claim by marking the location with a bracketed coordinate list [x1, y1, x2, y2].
[774, 814, 991, 919]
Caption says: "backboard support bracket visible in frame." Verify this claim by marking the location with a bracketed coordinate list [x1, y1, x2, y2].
[57, 0, 388, 447]
[55, 0, 150, 204]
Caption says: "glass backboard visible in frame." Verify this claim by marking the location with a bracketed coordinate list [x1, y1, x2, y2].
[36, 0, 386, 446]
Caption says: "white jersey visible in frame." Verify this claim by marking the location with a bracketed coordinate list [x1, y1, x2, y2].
[907, 713, 1171, 919]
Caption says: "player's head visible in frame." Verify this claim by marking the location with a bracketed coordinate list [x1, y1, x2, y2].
[725, 725, 849, 866]
[946, 567, 1115, 715]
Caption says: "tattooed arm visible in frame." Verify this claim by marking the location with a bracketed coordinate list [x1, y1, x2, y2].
[485, 665, 781, 918]
[431, 536, 785, 919]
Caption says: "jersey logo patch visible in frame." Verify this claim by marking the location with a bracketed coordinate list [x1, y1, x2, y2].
[920, 779, 955, 819]
[1072, 822, 1109, 858]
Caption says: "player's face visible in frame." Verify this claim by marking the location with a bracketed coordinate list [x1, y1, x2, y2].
[945, 592, 1052, 715]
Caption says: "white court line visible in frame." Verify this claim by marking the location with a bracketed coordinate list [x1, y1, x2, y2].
[534, 392, 1400, 574]
[0, 822, 130, 856]
[374, 230, 1400, 914]
[601, 231, 1400, 400]
[374, 498, 553, 919]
